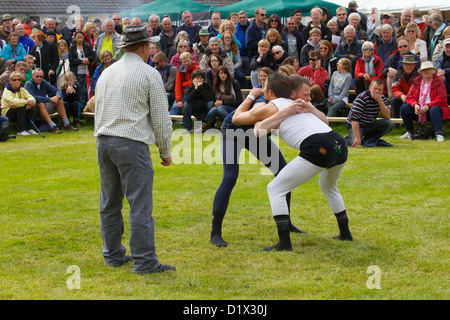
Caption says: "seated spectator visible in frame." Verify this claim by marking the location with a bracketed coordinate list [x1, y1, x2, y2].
[280, 56, 299, 73]
[170, 52, 200, 116]
[327, 57, 352, 116]
[30, 30, 59, 85]
[1, 71, 36, 136]
[265, 28, 288, 52]
[193, 29, 211, 63]
[436, 38, 450, 95]
[391, 55, 420, 118]
[344, 13, 368, 42]
[297, 49, 328, 109]
[0, 60, 27, 99]
[266, 14, 287, 44]
[199, 37, 234, 77]
[272, 45, 288, 68]
[203, 66, 242, 128]
[24, 68, 78, 133]
[302, 7, 332, 43]
[217, 19, 242, 49]
[23, 55, 34, 83]
[327, 19, 341, 50]
[170, 39, 198, 70]
[255, 66, 272, 91]
[278, 64, 296, 76]
[373, 24, 397, 63]
[300, 28, 322, 67]
[345, 78, 395, 147]
[427, 13, 448, 59]
[83, 21, 97, 49]
[432, 26, 450, 65]
[183, 69, 215, 132]
[1, 32, 27, 67]
[334, 25, 363, 75]
[205, 54, 223, 86]
[400, 61, 449, 142]
[93, 49, 114, 89]
[168, 30, 190, 62]
[404, 23, 428, 62]
[68, 31, 96, 106]
[382, 36, 420, 97]
[220, 30, 245, 89]
[318, 39, 337, 84]
[60, 71, 81, 128]
[153, 52, 177, 108]
[250, 39, 277, 87]
[354, 41, 384, 95]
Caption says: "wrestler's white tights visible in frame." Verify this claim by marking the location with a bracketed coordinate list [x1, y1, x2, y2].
[267, 156, 346, 216]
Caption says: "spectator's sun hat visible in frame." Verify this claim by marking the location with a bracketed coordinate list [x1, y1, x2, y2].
[197, 28, 211, 36]
[2, 14, 13, 23]
[418, 61, 438, 73]
[118, 25, 160, 48]
[402, 55, 419, 64]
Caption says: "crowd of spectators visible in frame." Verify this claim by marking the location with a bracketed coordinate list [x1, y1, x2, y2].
[0, 1, 449, 142]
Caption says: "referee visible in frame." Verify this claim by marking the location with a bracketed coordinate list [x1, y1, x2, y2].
[94, 26, 175, 274]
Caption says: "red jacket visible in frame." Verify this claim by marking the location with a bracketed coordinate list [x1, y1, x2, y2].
[175, 62, 200, 102]
[406, 73, 450, 120]
[355, 54, 384, 83]
[297, 65, 328, 93]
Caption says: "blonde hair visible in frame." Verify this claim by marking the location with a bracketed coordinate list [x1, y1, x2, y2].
[180, 51, 192, 62]
[278, 65, 296, 76]
[62, 71, 76, 90]
[258, 39, 270, 48]
[219, 19, 236, 34]
[84, 21, 96, 34]
[57, 39, 68, 53]
[266, 28, 283, 45]
[9, 71, 24, 82]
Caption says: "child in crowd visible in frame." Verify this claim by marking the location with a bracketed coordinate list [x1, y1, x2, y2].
[327, 58, 352, 116]
[60, 71, 81, 128]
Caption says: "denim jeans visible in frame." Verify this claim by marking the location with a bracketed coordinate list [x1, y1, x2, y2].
[96, 136, 160, 273]
[327, 100, 347, 117]
[206, 105, 235, 121]
[345, 118, 395, 146]
[400, 103, 444, 135]
[169, 95, 185, 115]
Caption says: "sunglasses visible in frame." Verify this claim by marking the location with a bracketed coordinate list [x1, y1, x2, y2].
[273, 51, 281, 55]
[34, 75, 44, 78]
[259, 13, 266, 16]
[398, 45, 408, 49]
[11, 78, 22, 82]
[309, 58, 317, 61]
[363, 48, 373, 51]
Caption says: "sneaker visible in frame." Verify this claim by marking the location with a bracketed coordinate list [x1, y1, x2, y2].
[63, 124, 79, 131]
[17, 131, 30, 136]
[27, 129, 38, 135]
[436, 135, 444, 142]
[399, 132, 412, 140]
[51, 126, 62, 134]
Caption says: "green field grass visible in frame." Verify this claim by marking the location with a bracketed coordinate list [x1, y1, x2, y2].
[0, 121, 448, 300]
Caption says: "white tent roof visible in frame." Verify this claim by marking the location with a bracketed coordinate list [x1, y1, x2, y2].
[327, 0, 450, 13]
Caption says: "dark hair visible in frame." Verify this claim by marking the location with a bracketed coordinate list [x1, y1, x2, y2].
[266, 72, 292, 99]
[370, 78, 385, 87]
[207, 53, 223, 68]
[191, 68, 206, 80]
[214, 66, 233, 94]
[289, 74, 311, 92]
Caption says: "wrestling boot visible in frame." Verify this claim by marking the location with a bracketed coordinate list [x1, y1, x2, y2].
[262, 215, 292, 251]
[210, 210, 228, 247]
[332, 210, 353, 241]
[289, 216, 307, 234]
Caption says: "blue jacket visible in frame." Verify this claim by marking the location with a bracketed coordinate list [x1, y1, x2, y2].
[235, 20, 250, 57]
[24, 78, 62, 103]
[19, 35, 35, 54]
[245, 20, 268, 59]
[0, 43, 27, 62]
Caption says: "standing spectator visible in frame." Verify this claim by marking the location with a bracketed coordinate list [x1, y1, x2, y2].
[15, 24, 34, 54]
[22, 18, 33, 37]
[217, 20, 242, 49]
[412, 9, 427, 38]
[335, 7, 348, 34]
[153, 52, 177, 108]
[367, 8, 381, 40]
[393, 8, 412, 29]
[347, 1, 368, 31]
[148, 14, 162, 36]
[297, 50, 328, 108]
[427, 13, 448, 58]
[1, 71, 36, 136]
[1, 32, 26, 66]
[354, 41, 383, 95]
[68, 31, 96, 107]
[345, 78, 395, 147]
[245, 8, 268, 60]
[208, 12, 222, 37]
[83, 22, 97, 50]
[284, 17, 305, 64]
[56, 40, 69, 89]
[293, 9, 305, 33]
[345, 12, 368, 42]
[193, 28, 210, 63]
[159, 17, 178, 57]
[170, 52, 200, 116]
[29, 30, 59, 85]
[24, 68, 78, 133]
[236, 10, 251, 77]
[94, 25, 174, 274]
[400, 61, 449, 142]
[147, 42, 159, 67]
[390, 55, 420, 119]
[267, 14, 286, 43]
[93, 19, 121, 63]
[334, 25, 362, 75]
[327, 58, 353, 116]
[0, 14, 14, 43]
[111, 13, 122, 34]
[302, 7, 332, 44]
[179, 11, 202, 45]
[405, 23, 428, 62]
[183, 69, 215, 132]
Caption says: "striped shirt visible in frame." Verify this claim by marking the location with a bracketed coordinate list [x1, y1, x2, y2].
[94, 52, 172, 158]
[346, 89, 388, 127]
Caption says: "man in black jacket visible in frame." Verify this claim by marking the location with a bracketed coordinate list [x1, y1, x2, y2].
[153, 52, 177, 108]
[302, 7, 332, 44]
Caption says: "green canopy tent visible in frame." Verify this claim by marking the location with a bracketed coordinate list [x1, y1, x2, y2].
[118, 0, 215, 22]
[214, 0, 342, 18]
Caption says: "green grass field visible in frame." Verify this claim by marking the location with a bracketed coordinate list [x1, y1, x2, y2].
[0, 121, 448, 300]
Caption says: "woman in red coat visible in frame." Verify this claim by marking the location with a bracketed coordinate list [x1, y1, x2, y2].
[400, 61, 449, 142]
[354, 41, 384, 95]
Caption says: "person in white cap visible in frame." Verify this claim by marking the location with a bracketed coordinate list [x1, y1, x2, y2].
[400, 61, 449, 142]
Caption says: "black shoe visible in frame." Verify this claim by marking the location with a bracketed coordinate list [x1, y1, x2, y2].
[210, 233, 228, 247]
[261, 241, 292, 252]
[134, 264, 176, 274]
[290, 224, 307, 234]
[332, 233, 353, 241]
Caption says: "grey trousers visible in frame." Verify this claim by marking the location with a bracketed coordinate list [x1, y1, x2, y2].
[96, 135, 160, 273]
[345, 119, 395, 146]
